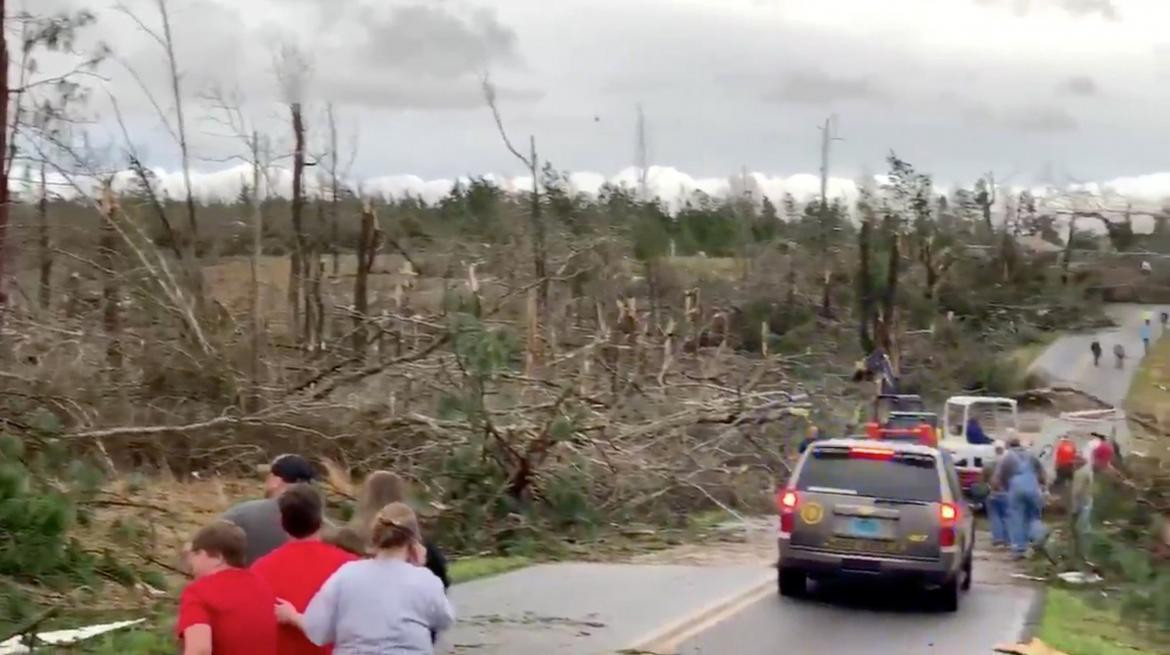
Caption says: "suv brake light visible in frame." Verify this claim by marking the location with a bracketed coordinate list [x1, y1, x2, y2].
[849, 447, 894, 460]
[778, 489, 798, 535]
[939, 502, 959, 548]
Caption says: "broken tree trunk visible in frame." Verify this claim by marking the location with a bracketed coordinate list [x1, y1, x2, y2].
[353, 201, 380, 355]
[0, 1, 10, 347]
[248, 131, 263, 409]
[37, 162, 52, 311]
[289, 101, 306, 345]
[98, 186, 123, 374]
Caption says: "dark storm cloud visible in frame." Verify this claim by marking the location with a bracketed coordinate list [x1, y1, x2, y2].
[762, 71, 884, 105]
[1056, 74, 1099, 97]
[307, 2, 528, 109]
[946, 93, 1079, 133]
[356, 4, 521, 77]
[1002, 105, 1079, 132]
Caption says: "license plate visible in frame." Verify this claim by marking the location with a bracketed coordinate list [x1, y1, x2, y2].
[849, 517, 881, 538]
[826, 536, 906, 555]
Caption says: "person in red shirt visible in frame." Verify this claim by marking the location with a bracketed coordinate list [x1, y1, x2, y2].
[177, 521, 277, 655]
[251, 483, 357, 655]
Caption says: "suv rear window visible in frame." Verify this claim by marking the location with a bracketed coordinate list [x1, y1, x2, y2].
[796, 448, 942, 502]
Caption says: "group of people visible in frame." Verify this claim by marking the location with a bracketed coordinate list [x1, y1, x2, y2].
[176, 454, 455, 655]
[981, 432, 1116, 561]
[1090, 310, 1167, 368]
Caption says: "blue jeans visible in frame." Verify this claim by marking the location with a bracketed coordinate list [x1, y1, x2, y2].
[987, 492, 1010, 545]
[1009, 478, 1045, 554]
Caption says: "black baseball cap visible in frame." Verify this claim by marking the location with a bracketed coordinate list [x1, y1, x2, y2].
[269, 454, 317, 484]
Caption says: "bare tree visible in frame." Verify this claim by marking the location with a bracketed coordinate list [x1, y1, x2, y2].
[974, 172, 996, 235]
[37, 162, 51, 310]
[98, 183, 123, 373]
[276, 43, 311, 345]
[117, 0, 204, 303]
[0, 0, 11, 322]
[482, 75, 547, 350]
[327, 104, 341, 276]
[353, 200, 381, 354]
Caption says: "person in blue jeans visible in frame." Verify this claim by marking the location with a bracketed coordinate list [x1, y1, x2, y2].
[994, 436, 1048, 559]
[1140, 320, 1152, 354]
[981, 445, 1009, 547]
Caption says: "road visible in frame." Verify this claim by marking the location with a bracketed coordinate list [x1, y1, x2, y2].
[442, 562, 773, 654]
[1028, 304, 1154, 406]
[677, 308, 1160, 654]
[440, 307, 1156, 654]
[680, 579, 1037, 654]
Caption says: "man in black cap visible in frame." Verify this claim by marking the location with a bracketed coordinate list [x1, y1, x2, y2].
[222, 453, 318, 565]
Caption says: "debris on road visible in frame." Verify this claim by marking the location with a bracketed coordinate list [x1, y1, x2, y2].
[1056, 571, 1103, 585]
[0, 619, 145, 654]
[994, 637, 1068, 655]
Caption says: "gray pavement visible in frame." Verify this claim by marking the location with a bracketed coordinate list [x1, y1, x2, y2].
[441, 562, 772, 654]
[679, 579, 1037, 655]
[1028, 304, 1159, 406]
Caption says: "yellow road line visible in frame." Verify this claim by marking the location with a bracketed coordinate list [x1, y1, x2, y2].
[624, 575, 774, 654]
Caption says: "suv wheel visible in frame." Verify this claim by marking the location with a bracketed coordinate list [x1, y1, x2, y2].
[936, 576, 961, 613]
[778, 566, 807, 598]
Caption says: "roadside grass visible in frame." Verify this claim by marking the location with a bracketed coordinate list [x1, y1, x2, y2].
[449, 555, 532, 585]
[1038, 589, 1169, 655]
[1006, 333, 1060, 389]
[1126, 331, 1170, 430]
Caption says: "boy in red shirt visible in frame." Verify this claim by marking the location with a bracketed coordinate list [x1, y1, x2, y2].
[251, 483, 357, 655]
[177, 521, 277, 655]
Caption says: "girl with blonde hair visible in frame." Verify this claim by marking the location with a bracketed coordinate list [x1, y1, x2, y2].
[327, 470, 449, 588]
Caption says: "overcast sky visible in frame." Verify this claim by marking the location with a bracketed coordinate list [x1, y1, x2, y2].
[26, 0, 1170, 202]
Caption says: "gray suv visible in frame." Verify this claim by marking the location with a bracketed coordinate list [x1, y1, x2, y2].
[777, 438, 975, 611]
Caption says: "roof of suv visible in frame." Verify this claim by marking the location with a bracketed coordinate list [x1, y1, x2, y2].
[810, 437, 940, 458]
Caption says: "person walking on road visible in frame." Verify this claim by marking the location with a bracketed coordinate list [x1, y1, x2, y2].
[1114, 343, 1126, 369]
[982, 444, 1009, 548]
[222, 454, 321, 566]
[994, 435, 1048, 559]
[1090, 340, 1102, 367]
[1141, 319, 1153, 354]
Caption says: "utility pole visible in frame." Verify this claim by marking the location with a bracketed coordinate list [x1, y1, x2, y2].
[817, 115, 842, 317]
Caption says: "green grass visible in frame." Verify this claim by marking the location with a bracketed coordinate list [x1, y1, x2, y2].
[1127, 331, 1170, 424]
[448, 555, 532, 585]
[1037, 589, 1168, 655]
[1005, 334, 1059, 389]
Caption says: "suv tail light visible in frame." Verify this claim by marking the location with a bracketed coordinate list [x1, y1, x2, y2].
[778, 489, 798, 535]
[939, 502, 959, 548]
[849, 446, 894, 460]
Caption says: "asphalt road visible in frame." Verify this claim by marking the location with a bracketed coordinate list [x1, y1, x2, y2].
[680, 578, 1037, 655]
[1028, 303, 1157, 406]
[678, 310, 1167, 654]
[441, 562, 773, 655]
